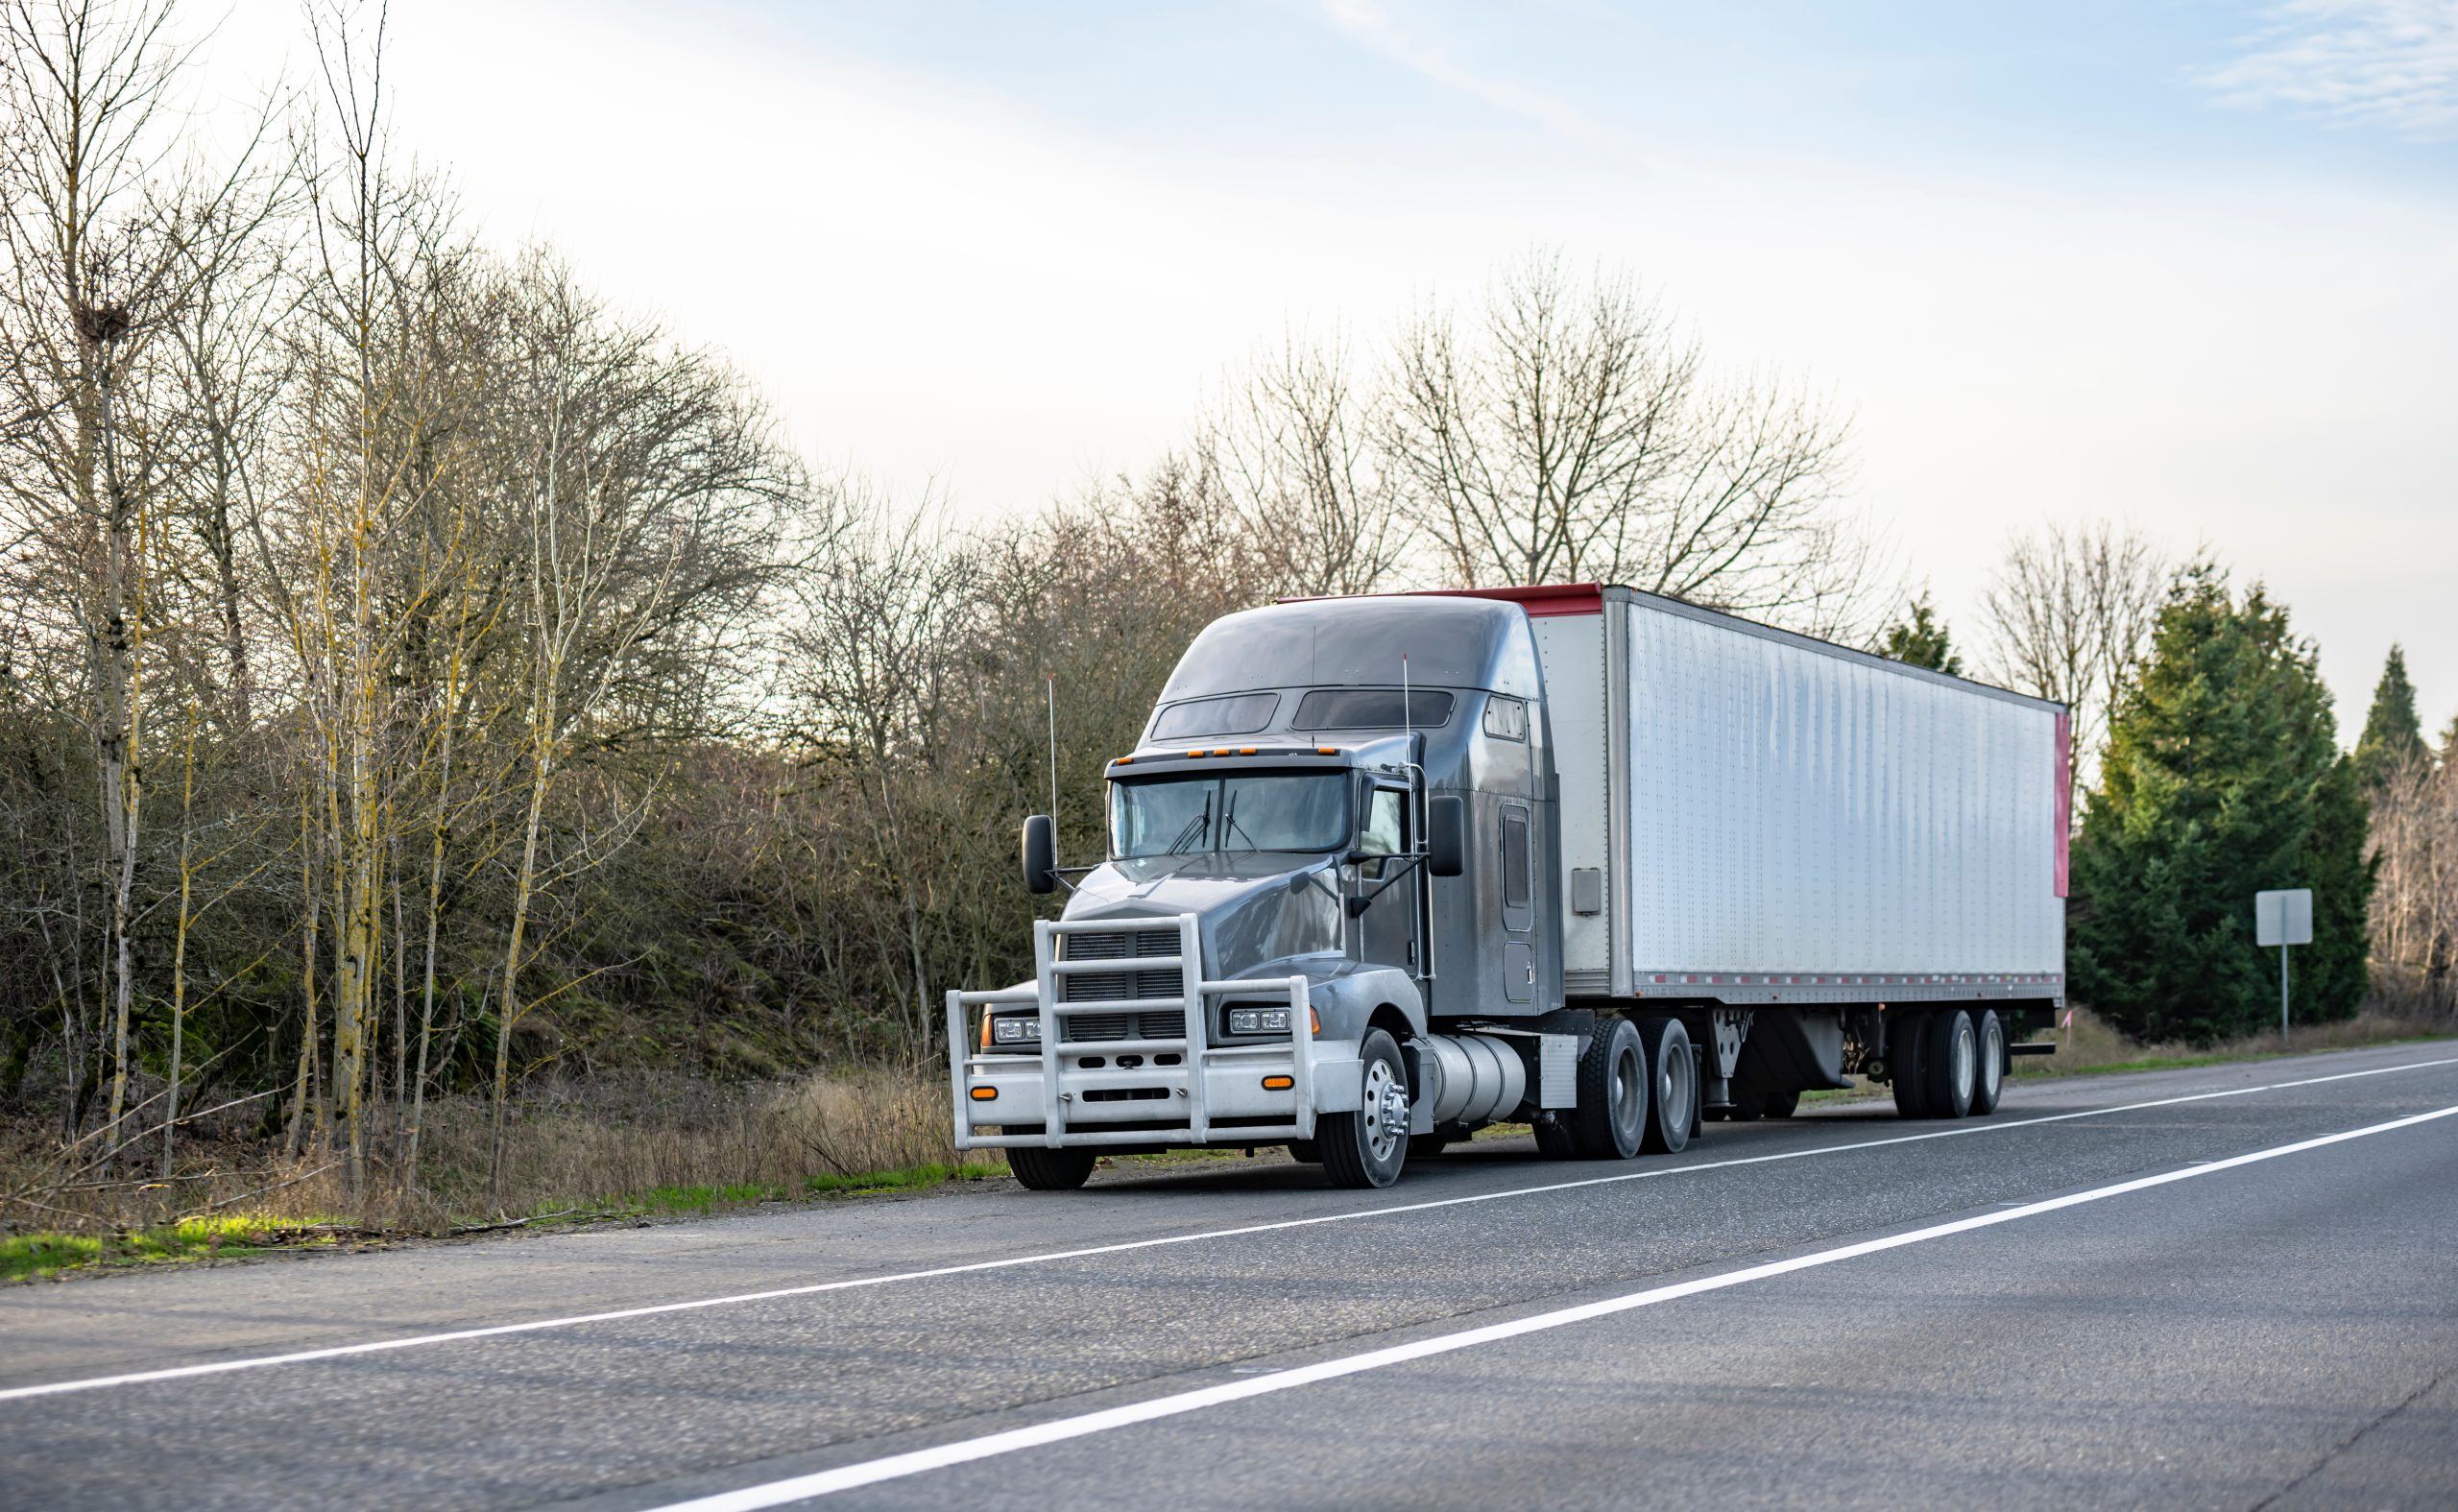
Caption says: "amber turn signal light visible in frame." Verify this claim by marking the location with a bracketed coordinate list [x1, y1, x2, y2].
[1261, 1075, 1294, 1091]
[970, 1086, 999, 1101]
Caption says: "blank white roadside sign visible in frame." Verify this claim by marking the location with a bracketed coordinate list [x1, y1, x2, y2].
[2255, 889, 2313, 948]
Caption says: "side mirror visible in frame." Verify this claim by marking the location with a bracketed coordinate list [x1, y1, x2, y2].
[1427, 795, 1465, 877]
[1021, 813, 1057, 895]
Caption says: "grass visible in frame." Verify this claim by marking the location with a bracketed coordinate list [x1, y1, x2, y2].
[0, 1214, 358, 1284]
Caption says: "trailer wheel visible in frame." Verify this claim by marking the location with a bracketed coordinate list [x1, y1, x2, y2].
[1920, 1008, 1978, 1119]
[1635, 1016, 1695, 1155]
[1890, 1011, 1932, 1118]
[1007, 1146, 1097, 1191]
[1568, 1017, 1648, 1160]
[1319, 1030, 1410, 1188]
[1408, 1134, 1452, 1160]
[1969, 1009, 2005, 1116]
[1285, 1140, 1320, 1164]
[1761, 1089, 1799, 1119]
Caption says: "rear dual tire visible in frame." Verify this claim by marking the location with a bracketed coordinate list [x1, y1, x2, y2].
[1890, 1007, 2001, 1120]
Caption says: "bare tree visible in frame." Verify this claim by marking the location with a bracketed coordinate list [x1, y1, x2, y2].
[1977, 520, 2171, 808]
[1206, 327, 1401, 596]
[0, 0, 277, 1156]
[1383, 250, 1875, 633]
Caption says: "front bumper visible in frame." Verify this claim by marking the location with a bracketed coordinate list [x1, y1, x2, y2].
[947, 914, 1359, 1149]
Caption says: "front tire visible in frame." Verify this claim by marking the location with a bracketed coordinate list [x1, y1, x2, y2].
[1007, 1146, 1096, 1190]
[1568, 1017, 1648, 1160]
[1969, 1009, 2005, 1116]
[1635, 1016, 1695, 1155]
[1320, 1029, 1410, 1188]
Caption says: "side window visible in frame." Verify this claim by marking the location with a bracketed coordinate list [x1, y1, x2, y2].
[1501, 808, 1530, 908]
[1482, 696, 1528, 741]
[1360, 786, 1405, 857]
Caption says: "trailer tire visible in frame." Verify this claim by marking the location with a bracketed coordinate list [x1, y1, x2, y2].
[1891, 1011, 1932, 1118]
[1319, 1030, 1410, 1188]
[1920, 1008, 1977, 1119]
[1285, 1140, 1320, 1164]
[1970, 1009, 2005, 1116]
[1569, 1017, 1649, 1160]
[1533, 1117, 1578, 1160]
[1408, 1134, 1452, 1160]
[1635, 1016, 1695, 1155]
[1007, 1146, 1097, 1191]
[1761, 1089, 1800, 1119]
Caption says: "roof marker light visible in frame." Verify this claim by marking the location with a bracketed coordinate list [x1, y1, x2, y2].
[1316, 746, 1337, 756]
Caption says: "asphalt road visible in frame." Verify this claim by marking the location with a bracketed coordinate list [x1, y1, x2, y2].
[3, 1042, 2455, 1510]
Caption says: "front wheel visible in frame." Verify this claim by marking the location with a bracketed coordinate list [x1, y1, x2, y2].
[1007, 1145, 1096, 1191]
[1320, 1029, 1410, 1188]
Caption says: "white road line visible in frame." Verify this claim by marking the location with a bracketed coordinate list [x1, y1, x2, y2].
[2, 1050, 2452, 1405]
[646, 1101, 2458, 1510]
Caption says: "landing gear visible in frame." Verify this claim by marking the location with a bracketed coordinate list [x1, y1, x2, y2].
[1320, 1029, 1410, 1188]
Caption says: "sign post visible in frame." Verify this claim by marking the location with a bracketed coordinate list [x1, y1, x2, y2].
[2254, 889, 2313, 1045]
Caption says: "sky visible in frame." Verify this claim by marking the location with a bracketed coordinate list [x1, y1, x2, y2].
[201, 0, 2458, 734]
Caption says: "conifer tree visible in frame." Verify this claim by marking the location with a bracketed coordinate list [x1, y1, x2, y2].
[2070, 564, 2374, 1042]
[1881, 592, 1962, 674]
[2353, 644, 2426, 788]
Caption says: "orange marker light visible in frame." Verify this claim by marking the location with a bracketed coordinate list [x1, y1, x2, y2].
[1316, 747, 1337, 756]
[1113, 756, 1131, 766]
[970, 1086, 998, 1101]
[1310, 1007, 1321, 1034]
[1239, 747, 1258, 756]
[1186, 750, 1204, 758]
[1262, 1075, 1294, 1091]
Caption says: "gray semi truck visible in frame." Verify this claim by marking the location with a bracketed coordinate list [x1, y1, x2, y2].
[949, 584, 2068, 1189]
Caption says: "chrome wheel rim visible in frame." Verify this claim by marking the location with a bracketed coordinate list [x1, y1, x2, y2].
[1658, 1041, 1693, 1131]
[1611, 1044, 1644, 1137]
[1363, 1058, 1409, 1163]
[1980, 1018, 2004, 1100]
[1951, 1019, 1976, 1101]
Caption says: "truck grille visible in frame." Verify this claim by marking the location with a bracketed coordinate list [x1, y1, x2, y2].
[1062, 1010, 1188, 1044]
[1059, 928, 1186, 1010]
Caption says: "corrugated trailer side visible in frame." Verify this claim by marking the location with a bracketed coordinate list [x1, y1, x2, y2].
[1522, 585, 2066, 1011]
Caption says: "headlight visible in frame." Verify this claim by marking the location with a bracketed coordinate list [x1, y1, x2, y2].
[991, 1016, 1042, 1044]
[1227, 1007, 1291, 1035]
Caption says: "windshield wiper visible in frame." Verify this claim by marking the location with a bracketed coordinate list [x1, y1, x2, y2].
[1165, 796, 1213, 856]
[1221, 789, 1258, 853]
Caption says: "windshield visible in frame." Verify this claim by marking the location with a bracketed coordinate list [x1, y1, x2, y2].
[1110, 773, 1351, 858]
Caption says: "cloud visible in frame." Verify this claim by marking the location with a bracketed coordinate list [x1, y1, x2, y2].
[2195, 0, 2458, 139]
[1313, 0, 1606, 142]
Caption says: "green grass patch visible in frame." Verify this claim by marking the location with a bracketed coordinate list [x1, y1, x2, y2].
[805, 1161, 997, 1196]
[0, 1214, 349, 1284]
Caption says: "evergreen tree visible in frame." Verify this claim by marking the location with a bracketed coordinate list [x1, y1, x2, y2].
[1881, 592, 1962, 674]
[2353, 644, 2426, 788]
[2069, 564, 2374, 1043]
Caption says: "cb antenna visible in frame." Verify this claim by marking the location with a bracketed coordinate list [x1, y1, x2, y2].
[1046, 675, 1060, 823]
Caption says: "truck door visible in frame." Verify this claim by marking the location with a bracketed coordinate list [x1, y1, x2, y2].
[1354, 780, 1420, 977]
[1501, 802, 1535, 1002]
